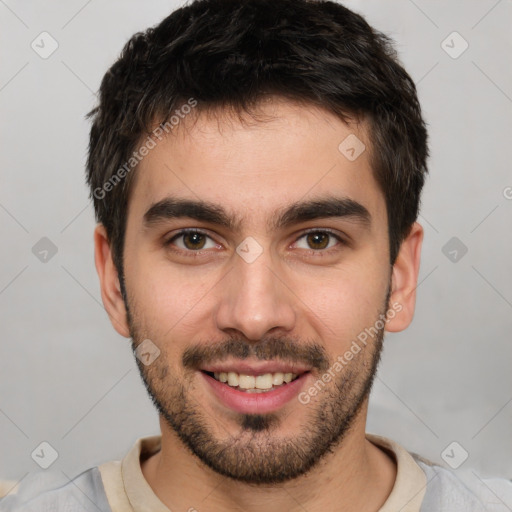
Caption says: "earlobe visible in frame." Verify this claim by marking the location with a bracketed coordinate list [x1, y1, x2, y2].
[385, 222, 424, 333]
[93, 224, 131, 338]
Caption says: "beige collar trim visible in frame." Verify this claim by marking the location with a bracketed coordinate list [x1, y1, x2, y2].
[366, 433, 427, 512]
[99, 435, 167, 512]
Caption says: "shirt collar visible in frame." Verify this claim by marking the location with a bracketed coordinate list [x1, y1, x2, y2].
[117, 433, 427, 512]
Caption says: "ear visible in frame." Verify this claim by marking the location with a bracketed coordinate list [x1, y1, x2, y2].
[385, 222, 424, 332]
[93, 224, 131, 338]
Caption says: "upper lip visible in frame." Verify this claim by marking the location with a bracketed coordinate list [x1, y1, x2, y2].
[200, 360, 312, 376]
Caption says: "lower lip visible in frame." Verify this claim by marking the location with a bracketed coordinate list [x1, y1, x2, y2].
[201, 371, 310, 414]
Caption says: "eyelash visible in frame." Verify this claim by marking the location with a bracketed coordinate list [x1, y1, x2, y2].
[163, 228, 347, 258]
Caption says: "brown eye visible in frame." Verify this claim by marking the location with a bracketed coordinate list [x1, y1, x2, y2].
[165, 229, 217, 251]
[306, 232, 330, 250]
[182, 232, 207, 250]
[294, 230, 344, 252]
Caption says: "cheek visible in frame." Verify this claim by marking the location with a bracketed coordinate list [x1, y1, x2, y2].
[295, 259, 388, 346]
[127, 255, 218, 337]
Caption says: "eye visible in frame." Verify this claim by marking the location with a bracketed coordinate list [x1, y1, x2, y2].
[165, 229, 219, 251]
[164, 228, 346, 256]
[293, 229, 344, 251]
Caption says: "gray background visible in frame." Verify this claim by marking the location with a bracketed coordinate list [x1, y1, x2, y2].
[1, 0, 511, 494]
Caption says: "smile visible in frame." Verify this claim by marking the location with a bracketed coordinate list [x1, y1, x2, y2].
[200, 365, 311, 414]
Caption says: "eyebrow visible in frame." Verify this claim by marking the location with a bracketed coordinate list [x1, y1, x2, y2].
[143, 195, 372, 232]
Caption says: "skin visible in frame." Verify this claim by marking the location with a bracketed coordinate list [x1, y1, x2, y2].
[94, 97, 423, 512]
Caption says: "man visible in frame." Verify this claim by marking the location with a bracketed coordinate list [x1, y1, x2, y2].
[3, 0, 511, 510]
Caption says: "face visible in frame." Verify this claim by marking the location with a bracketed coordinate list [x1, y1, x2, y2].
[116, 98, 396, 483]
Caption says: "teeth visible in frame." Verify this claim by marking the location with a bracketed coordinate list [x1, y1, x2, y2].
[227, 372, 238, 387]
[238, 374, 255, 389]
[212, 371, 299, 391]
[255, 374, 273, 389]
[272, 373, 284, 385]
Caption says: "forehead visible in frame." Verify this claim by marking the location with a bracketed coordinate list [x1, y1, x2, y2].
[128, 98, 386, 231]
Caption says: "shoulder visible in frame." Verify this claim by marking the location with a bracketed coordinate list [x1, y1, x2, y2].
[0, 466, 112, 512]
[366, 432, 512, 512]
[411, 453, 512, 512]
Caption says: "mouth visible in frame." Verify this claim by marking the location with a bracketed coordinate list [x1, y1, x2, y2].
[199, 364, 312, 414]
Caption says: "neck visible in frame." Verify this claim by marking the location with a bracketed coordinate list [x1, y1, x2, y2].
[141, 401, 396, 512]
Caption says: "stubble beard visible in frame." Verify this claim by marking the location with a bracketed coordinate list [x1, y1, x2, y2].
[126, 289, 389, 484]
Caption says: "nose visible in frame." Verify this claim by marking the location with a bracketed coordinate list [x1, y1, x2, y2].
[214, 244, 296, 341]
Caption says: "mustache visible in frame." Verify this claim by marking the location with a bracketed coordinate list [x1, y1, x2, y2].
[182, 336, 331, 372]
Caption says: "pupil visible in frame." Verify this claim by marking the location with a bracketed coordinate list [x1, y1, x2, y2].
[185, 233, 205, 250]
[308, 232, 328, 250]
